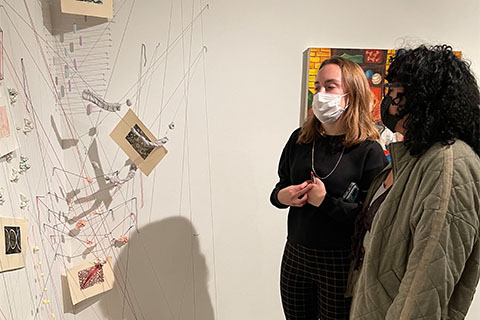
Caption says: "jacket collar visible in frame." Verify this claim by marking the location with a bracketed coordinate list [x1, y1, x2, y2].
[387, 142, 417, 177]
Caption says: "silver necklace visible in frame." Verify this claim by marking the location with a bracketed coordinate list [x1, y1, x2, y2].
[311, 140, 345, 180]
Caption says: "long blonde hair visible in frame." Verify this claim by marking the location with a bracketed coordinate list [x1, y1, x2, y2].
[298, 56, 380, 146]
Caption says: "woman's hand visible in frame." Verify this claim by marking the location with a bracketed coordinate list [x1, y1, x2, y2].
[307, 177, 326, 207]
[277, 181, 314, 207]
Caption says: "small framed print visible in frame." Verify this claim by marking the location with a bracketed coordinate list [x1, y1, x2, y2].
[5, 226, 21, 254]
[110, 109, 167, 176]
[66, 257, 114, 305]
[0, 217, 28, 272]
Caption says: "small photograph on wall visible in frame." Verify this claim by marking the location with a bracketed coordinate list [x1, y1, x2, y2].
[125, 124, 155, 160]
[61, 0, 113, 19]
[0, 217, 28, 272]
[110, 109, 168, 176]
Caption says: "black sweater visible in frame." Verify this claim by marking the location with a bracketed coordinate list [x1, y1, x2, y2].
[270, 128, 388, 248]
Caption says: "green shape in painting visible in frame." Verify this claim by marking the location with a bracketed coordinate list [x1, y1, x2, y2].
[340, 53, 363, 64]
[308, 90, 314, 110]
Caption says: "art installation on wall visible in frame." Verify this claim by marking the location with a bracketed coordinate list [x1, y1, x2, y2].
[0, 0, 216, 319]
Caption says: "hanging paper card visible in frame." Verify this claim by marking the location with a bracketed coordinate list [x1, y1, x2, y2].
[61, 0, 113, 19]
[0, 82, 18, 157]
[110, 109, 167, 176]
[0, 28, 3, 80]
[0, 217, 28, 272]
[66, 257, 114, 305]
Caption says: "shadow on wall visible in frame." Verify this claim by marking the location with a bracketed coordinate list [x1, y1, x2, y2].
[98, 216, 215, 319]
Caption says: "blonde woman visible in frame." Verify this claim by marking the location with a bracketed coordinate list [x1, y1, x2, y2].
[270, 56, 387, 319]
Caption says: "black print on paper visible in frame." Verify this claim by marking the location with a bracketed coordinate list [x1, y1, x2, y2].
[125, 124, 154, 160]
[76, 0, 104, 4]
[4, 226, 21, 255]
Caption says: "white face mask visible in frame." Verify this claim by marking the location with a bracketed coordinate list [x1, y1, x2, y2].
[312, 92, 349, 124]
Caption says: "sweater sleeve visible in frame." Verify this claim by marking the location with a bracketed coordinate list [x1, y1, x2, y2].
[270, 129, 299, 209]
[326, 141, 388, 224]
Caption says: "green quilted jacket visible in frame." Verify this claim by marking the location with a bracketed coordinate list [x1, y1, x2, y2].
[350, 140, 480, 320]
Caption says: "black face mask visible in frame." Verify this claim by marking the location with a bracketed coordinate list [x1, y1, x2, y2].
[380, 95, 404, 132]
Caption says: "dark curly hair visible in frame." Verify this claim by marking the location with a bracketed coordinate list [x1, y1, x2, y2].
[386, 44, 480, 157]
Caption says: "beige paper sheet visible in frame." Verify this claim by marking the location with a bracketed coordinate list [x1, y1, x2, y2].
[61, 0, 113, 19]
[110, 109, 167, 176]
[0, 217, 28, 272]
[66, 256, 114, 305]
[0, 82, 19, 157]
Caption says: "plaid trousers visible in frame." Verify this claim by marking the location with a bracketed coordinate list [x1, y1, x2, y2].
[280, 241, 352, 320]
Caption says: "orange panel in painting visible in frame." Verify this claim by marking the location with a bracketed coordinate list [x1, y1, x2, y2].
[369, 87, 382, 123]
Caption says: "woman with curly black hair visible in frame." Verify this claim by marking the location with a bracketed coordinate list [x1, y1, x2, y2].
[349, 44, 480, 319]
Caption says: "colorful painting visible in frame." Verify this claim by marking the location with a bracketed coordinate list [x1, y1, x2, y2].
[302, 47, 462, 124]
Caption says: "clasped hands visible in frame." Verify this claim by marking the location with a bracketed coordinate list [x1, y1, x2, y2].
[277, 177, 326, 207]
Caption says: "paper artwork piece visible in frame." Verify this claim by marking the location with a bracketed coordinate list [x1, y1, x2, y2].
[4, 226, 21, 254]
[110, 109, 167, 176]
[0, 28, 3, 80]
[61, 0, 113, 19]
[0, 217, 28, 272]
[0, 106, 10, 138]
[0, 82, 18, 157]
[67, 257, 114, 305]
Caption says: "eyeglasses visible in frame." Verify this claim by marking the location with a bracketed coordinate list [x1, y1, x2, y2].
[385, 83, 405, 105]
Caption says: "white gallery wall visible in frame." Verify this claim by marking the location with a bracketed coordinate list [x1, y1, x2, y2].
[0, 0, 478, 319]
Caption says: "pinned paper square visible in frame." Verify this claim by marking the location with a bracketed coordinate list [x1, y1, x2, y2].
[61, 0, 113, 19]
[0, 82, 18, 157]
[110, 109, 167, 176]
[0, 217, 28, 272]
[66, 257, 114, 305]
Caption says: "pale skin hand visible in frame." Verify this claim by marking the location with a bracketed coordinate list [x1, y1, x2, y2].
[307, 177, 326, 207]
[277, 181, 314, 207]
